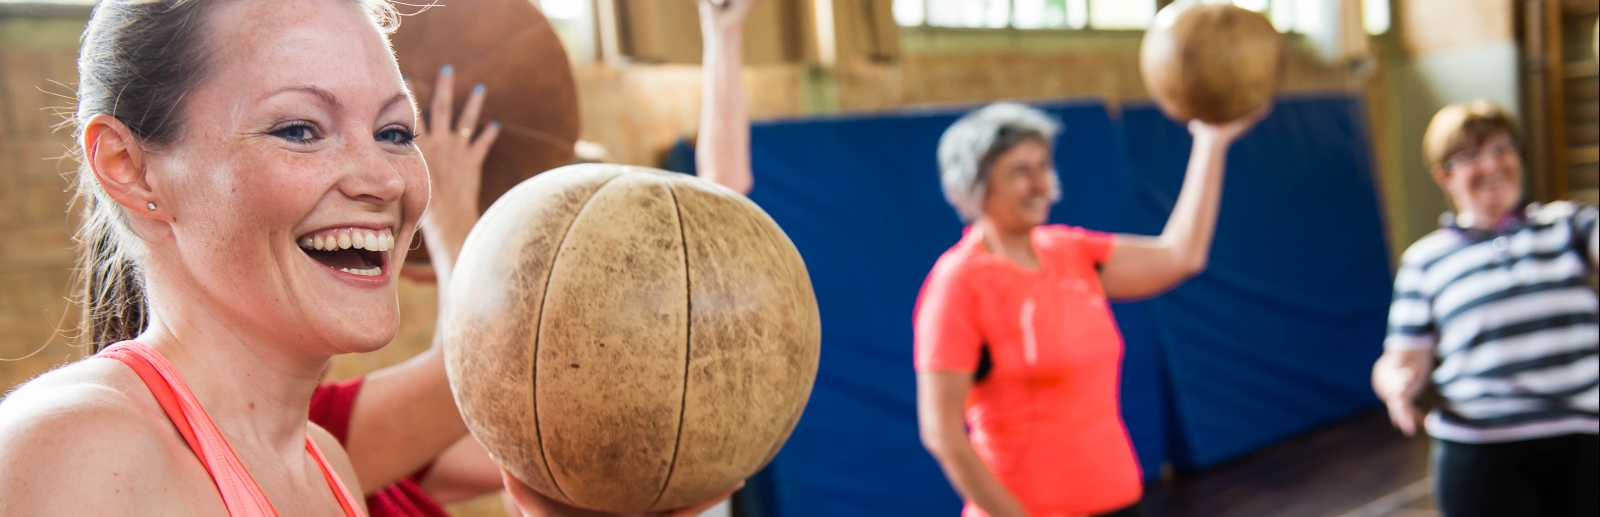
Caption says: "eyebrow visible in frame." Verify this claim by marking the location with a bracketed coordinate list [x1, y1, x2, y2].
[265, 85, 340, 107]
[262, 87, 410, 117]
[379, 93, 410, 114]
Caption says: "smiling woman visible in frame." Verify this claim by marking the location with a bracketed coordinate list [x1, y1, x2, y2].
[0, 0, 746, 515]
[0, 0, 422, 514]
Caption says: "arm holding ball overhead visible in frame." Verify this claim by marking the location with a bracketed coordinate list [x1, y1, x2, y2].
[695, 0, 755, 195]
[1097, 109, 1267, 300]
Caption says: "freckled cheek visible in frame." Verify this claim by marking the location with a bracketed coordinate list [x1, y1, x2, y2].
[233, 161, 328, 227]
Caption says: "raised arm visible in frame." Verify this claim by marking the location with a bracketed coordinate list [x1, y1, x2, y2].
[340, 66, 500, 494]
[695, 0, 754, 195]
[917, 372, 1032, 517]
[1097, 109, 1267, 300]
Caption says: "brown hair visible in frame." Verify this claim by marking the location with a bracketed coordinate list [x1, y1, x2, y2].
[69, 0, 398, 351]
[1422, 99, 1521, 171]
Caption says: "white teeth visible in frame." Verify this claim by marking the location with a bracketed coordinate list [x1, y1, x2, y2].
[338, 266, 383, 277]
[297, 228, 396, 252]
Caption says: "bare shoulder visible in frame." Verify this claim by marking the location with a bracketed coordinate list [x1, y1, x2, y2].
[0, 358, 196, 515]
[308, 422, 368, 511]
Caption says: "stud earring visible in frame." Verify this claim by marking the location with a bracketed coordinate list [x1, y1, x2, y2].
[147, 202, 157, 211]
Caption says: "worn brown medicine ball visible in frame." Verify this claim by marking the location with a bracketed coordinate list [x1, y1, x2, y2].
[1140, 3, 1284, 123]
[440, 165, 822, 512]
[390, 0, 580, 267]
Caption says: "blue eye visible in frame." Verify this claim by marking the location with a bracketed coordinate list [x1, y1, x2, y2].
[271, 123, 317, 143]
[376, 126, 415, 145]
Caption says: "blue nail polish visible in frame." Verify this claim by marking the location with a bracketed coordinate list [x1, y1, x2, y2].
[491, 120, 501, 128]
[473, 84, 485, 94]
[441, 64, 453, 75]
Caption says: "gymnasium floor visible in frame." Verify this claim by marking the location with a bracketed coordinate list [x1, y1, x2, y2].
[1143, 409, 1437, 517]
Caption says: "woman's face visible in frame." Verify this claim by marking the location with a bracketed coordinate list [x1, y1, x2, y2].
[146, 0, 426, 354]
[980, 138, 1056, 230]
[1433, 131, 1523, 225]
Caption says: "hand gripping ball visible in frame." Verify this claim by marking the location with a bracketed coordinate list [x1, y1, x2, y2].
[1140, 3, 1285, 123]
[440, 164, 821, 512]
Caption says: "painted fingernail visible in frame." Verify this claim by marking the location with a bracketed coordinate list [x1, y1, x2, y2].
[441, 64, 453, 75]
[492, 120, 501, 128]
[473, 84, 485, 94]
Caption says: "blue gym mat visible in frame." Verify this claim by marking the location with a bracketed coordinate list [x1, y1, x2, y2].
[677, 94, 1391, 516]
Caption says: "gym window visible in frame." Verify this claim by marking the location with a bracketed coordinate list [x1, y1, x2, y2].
[891, 0, 1159, 30]
[892, 0, 1391, 35]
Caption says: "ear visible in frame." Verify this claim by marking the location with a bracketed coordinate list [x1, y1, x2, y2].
[83, 114, 168, 221]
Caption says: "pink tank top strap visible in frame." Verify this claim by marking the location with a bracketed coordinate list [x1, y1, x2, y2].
[99, 341, 363, 517]
[308, 431, 365, 517]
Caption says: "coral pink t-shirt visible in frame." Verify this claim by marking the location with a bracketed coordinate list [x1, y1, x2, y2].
[914, 225, 1142, 517]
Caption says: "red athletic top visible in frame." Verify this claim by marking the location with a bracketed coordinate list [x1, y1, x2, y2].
[98, 341, 363, 517]
[310, 376, 451, 517]
[914, 225, 1142, 517]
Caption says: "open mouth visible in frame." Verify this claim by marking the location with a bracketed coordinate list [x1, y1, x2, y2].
[297, 227, 395, 277]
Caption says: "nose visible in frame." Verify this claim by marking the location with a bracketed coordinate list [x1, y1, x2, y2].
[338, 135, 408, 205]
[1029, 168, 1054, 197]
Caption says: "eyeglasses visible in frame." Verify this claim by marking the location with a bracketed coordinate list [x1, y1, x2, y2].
[1444, 140, 1517, 171]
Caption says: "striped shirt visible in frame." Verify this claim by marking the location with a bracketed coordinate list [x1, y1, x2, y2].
[1385, 201, 1599, 443]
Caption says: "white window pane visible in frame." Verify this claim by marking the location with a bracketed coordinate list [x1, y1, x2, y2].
[984, 0, 1011, 28]
[1043, 0, 1068, 28]
[540, 0, 585, 19]
[1269, 0, 1296, 31]
[1065, 0, 1089, 29]
[1292, 0, 1324, 34]
[1014, 0, 1045, 28]
[1233, 0, 1271, 13]
[1363, 0, 1390, 35]
[960, 0, 988, 26]
[927, 0, 966, 26]
[894, 0, 927, 26]
[1089, 0, 1155, 29]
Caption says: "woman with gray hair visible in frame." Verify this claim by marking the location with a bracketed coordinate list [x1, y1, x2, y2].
[914, 102, 1264, 517]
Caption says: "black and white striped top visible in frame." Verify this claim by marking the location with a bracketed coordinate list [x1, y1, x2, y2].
[1385, 202, 1599, 443]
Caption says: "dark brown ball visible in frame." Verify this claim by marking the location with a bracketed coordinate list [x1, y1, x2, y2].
[440, 164, 821, 512]
[1140, 3, 1285, 123]
[390, 0, 580, 266]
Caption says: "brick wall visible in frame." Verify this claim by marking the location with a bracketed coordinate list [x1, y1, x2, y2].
[0, 14, 85, 395]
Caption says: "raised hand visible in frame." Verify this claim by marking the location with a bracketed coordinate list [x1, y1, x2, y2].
[1188, 104, 1271, 147]
[699, 0, 756, 37]
[412, 65, 500, 282]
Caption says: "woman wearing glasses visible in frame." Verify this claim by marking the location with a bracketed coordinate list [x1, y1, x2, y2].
[1372, 99, 1598, 517]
